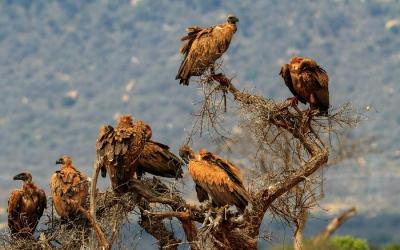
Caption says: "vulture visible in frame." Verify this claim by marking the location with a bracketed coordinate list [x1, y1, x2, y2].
[136, 139, 184, 179]
[50, 155, 88, 219]
[8, 172, 47, 238]
[176, 15, 239, 85]
[280, 57, 330, 114]
[96, 115, 150, 194]
[179, 146, 250, 212]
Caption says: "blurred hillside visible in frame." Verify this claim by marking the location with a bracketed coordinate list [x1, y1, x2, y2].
[0, 0, 399, 245]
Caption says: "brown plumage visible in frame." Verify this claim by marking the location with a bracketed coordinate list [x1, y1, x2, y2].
[96, 115, 149, 194]
[280, 57, 330, 114]
[8, 172, 47, 237]
[50, 155, 88, 219]
[176, 15, 239, 85]
[136, 140, 184, 179]
[179, 146, 250, 212]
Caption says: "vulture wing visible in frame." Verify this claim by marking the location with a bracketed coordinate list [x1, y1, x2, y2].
[36, 188, 47, 220]
[299, 59, 330, 111]
[188, 158, 250, 212]
[195, 184, 209, 203]
[96, 125, 114, 177]
[201, 152, 243, 185]
[136, 140, 183, 178]
[280, 64, 307, 104]
[312, 66, 329, 110]
[7, 190, 23, 235]
[179, 26, 207, 55]
[50, 173, 68, 218]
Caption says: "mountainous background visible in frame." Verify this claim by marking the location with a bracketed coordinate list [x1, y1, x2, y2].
[0, 0, 399, 247]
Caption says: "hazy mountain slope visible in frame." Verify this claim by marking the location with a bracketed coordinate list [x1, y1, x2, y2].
[0, 0, 399, 241]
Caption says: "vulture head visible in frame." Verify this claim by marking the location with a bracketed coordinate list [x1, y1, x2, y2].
[179, 145, 196, 164]
[143, 123, 152, 140]
[117, 114, 134, 128]
[135, 120, 152, 140]
[56, 155, 72, 166]
[13, 172, 32, 183]
[299, 58, 318, 72]
[290, 56, 304, 64]
[289, 56, 304, 71]
[227, 15, 239, 24]
[198, 148, 207, 157]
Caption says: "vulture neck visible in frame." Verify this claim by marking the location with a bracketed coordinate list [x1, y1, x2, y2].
[23, 182, 37, 193]
[192, 153, 201, 161]
[117, 122, 133, 129]
[225, 22, 237, 33]
[61, 163, 77, 171]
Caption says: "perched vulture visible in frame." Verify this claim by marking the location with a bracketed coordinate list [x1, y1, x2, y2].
[8, 172, 47, 237]
[179, 146, 250, 212]
[136, 139, 184, 179]
[50, 155, 88, 219]
[96, 115, 150, 194]
[280, 57, 330, 114]
[176, 15, 239, 85]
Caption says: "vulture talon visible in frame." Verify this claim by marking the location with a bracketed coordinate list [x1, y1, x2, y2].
[287, 96, 299, 107]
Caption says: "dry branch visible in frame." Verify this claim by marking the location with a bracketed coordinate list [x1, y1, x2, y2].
[314, 207, 357, 244]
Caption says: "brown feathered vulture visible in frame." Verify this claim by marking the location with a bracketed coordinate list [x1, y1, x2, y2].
[96, 115, 150, 194]
[50, 155, 88, 219]
[280, 57, 330, 114]
[8, 172, 47, 237]
[136, 139, 184, 179]
[179, 146, 250, 212]
[176, 15, 239, 85]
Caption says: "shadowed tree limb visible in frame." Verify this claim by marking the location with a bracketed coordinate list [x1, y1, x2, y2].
[138, 199, 180, 250]
[293, 208, 308, 250]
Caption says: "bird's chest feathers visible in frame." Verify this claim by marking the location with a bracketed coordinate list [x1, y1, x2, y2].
[22, 193, 38, 213]
[291, 70, 311, 97]
[214, 26, 235, 47]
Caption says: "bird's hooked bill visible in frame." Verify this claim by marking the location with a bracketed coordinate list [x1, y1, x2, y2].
[56, 158, 64, 164]
[13, 172, 28, 181]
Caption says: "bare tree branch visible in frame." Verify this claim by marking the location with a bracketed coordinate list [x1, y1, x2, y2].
[314, 207, 357, 244]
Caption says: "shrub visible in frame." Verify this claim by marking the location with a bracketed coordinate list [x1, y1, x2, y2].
[331, 235, 370, 250]
[384, 243, 400, 250]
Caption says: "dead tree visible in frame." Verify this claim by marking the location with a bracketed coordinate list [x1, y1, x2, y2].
[1, 70, 360, 250]
[314, 207, 357, 245]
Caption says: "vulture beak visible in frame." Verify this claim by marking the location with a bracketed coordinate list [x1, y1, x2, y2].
[56, 158, 64, 165]
[179, 145, 193, 164]
[179, 152, 190, 164]
[13, 172, 28, 181]
[181, 155, 189, 164]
